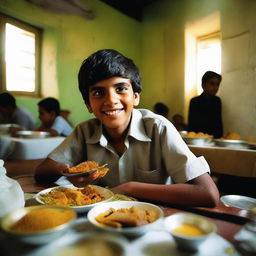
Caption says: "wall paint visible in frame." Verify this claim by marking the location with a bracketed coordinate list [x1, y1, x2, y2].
[142, 0, 256, 138]
[0, 0, 142, 126]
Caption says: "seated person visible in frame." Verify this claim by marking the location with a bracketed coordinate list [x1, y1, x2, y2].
[0, 92, 36, 131]
[153, 102, 169, 119]
[188, 71, 223, 138]
[36, 97, 72, 137]
[172, 114, 188, 131]
[35, 49, 219, 207]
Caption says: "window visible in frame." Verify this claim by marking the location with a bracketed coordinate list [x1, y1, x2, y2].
[196, 32, 221, 94]
[0, 14, 42, 96]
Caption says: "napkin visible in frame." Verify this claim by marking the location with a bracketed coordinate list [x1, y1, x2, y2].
[55, 176, 74, 186]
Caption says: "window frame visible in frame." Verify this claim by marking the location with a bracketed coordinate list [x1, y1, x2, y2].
[0, 13, 42, 97]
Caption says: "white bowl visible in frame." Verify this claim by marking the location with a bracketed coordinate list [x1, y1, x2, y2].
[0, 205, 77, 245]
[163, 213, 217, 251]
[35, 185, 114, 213]
[15, 130, 50, 138]
[87, 201, 164, 236]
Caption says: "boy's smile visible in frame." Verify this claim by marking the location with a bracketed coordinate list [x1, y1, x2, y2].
[87, 77, 140, 138]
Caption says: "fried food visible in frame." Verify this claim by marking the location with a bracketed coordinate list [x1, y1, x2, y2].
[65, 161, 109, 178]
[95, 206, 157, 228]
[184, 131, 213, 138]
[40, 186, 105, 207]
[222, 132, 241, 140]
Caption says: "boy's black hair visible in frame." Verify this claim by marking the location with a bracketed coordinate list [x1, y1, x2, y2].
[154, 102, 169, 116]
[202, 71, 222, 85]
[0, 92, 16, 108]
[78, 49, 142, 105]
[38, 97, 60, 116]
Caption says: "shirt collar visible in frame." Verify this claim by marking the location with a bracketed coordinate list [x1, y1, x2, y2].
[86, 109, 151, 145]
[128, 109, 151, 142]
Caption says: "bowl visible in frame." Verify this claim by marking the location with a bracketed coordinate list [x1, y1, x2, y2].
[35, 185, 114, 213]
[15, 130, 51, 138]
[163, 213, 217, 251]
[182, 137, 213, 146]
[0, 205, 77, 244]
[87, 201, 164, 237]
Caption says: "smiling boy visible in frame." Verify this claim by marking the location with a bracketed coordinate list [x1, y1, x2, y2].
[35, 49, 219, 207]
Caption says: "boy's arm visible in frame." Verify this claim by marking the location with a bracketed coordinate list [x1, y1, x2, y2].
[110, 173, 219, 207]
[34, 158, 67, 183]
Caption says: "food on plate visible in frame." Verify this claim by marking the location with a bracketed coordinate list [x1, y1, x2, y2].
[64, 161, 109, 178]
[173, 223, 206, 236]
[221, 132, 241, 140]
[245, 137, 256, 143]
[183, 131, 213, 138]
[10, 207, 75, 233]
[95, 206, 157, 228]
[39, 186, 105, 207]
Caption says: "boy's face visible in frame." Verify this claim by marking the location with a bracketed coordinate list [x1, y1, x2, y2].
[87, 77, 140, 136]
[202, 77, 221, 96]
[38, 106, 56, 126]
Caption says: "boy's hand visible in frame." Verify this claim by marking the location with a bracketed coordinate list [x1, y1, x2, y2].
[67, 172, 98, 187]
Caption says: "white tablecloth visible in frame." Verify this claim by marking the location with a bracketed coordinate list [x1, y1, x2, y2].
[0, 135, 65, 160]
[189, 145, 256, 178]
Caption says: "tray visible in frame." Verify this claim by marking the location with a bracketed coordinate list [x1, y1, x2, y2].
[220, 195, 256, 211]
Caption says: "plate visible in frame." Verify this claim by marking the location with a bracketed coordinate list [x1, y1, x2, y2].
[129, 231, 241, 256]
[182, 137, 213, 146]
[214, 139, 249, 149]
[87, 201, 164, 236]
[35, 185, 114, 213]
[220, 195, 256, 210]
[16, 130, 51, 138]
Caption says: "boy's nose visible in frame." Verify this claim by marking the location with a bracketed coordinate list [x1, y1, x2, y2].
[104, 90, 119, 105]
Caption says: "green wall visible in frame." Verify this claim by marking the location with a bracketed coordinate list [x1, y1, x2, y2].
[0, 0, 142, 126]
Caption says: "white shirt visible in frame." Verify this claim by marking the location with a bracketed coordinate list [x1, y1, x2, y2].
[51, 116, 72, 137]
[48, 109, 210, 187]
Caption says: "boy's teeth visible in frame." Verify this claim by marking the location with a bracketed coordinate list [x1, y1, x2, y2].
[105, 110, 122, 115]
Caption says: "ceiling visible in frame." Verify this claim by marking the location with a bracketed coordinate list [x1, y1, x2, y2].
[99, 0, 157, 21]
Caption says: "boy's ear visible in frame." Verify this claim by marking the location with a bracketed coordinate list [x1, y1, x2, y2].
[133, 92, 140, 106]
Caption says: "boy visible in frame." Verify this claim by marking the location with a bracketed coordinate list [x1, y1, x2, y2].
[188, 71, 223, 138]
[35, 49, 219, 207]
[36, 97, 72, 137]
[0, 92, 35, 131]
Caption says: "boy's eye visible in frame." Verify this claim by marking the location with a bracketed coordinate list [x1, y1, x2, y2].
[116, 86, 128, 93]
[91, 88, 104, 97]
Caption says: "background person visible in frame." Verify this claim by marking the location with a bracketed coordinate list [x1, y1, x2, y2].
[153, 102, 169, 119]
[0, 92, 35, 131]
[35, 49, 219, 207]
[188, 71, 223, 138]
[36, 97, 72, 137]
[172, 114, 188, 131]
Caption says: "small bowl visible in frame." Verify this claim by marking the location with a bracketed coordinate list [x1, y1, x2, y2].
[0, 205, 77, 244]
[163, 213, 217, 251]
[87, 201, 164, 236]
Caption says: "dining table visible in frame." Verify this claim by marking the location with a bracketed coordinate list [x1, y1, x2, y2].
[0, 175, 255, 256]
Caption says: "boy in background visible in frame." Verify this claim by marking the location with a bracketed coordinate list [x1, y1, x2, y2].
[188, 71, 223, 138]
[0, 92, 35, 131]
[35, 49, 219, 207]
[36, 97, 72, 137]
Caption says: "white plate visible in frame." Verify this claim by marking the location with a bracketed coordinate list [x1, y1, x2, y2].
[35, 185, 114, 213]
[16, 130, 50, 138]
[130, 231, 241, 256]
[220, 195, 256, 210]
[87, 201, 164, 236]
